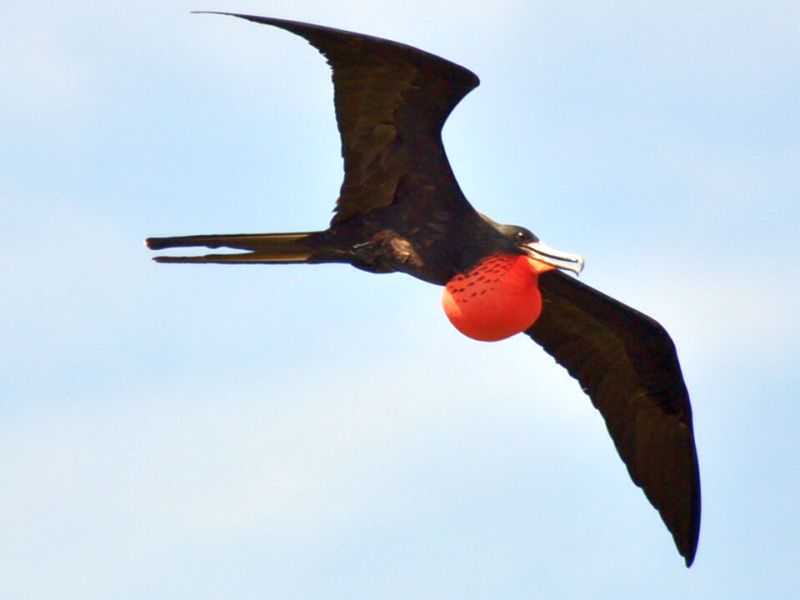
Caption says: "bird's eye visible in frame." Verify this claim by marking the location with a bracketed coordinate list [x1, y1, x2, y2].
[516, 231, 529, 243]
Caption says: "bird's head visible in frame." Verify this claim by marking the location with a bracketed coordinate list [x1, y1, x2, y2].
[485, 218, 585, 276]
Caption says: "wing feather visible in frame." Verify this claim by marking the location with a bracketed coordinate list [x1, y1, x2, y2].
[215, 13, 479, 223]
[527, 270, 701, 566]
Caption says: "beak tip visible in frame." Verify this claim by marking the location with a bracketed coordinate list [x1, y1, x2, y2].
[524, 240, 585, 276]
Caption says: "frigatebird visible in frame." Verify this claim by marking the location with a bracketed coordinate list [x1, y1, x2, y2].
[147, 12, 701, 566]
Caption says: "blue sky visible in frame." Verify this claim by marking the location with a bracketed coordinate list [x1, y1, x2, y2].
[2, 1, 799, 598]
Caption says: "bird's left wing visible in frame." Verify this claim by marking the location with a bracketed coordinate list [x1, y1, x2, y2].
[203, 13, 480, 223]
[526, 269, 701, 566]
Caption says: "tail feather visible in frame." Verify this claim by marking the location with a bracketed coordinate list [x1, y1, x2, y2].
[145, 231, 321, 264]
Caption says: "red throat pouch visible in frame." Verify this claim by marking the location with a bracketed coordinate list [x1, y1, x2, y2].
[441, 255, 553, 341]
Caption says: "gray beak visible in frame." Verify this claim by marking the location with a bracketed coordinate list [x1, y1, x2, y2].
[522, 240, 585, 275]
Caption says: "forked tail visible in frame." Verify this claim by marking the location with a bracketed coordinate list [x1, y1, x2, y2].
[145, 231, 323, 264]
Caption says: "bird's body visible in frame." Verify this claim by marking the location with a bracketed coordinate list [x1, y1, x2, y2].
[147, 13, 701, 565]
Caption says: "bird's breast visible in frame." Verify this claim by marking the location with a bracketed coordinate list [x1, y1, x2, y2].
[441, 254, 553, 341]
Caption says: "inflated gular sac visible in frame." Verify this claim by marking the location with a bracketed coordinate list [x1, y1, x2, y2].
[442, 255, 553, 341]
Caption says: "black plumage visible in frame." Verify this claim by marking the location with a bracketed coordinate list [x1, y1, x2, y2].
[147, 12, 700, 565]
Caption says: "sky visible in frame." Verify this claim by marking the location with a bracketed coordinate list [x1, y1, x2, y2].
[2, 1, 799, 598]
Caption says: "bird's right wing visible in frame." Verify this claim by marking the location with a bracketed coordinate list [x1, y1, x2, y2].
[207, 13, 480, 223]
[526, 269, 701, 566]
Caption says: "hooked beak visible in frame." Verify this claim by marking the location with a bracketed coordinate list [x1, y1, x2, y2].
[521, 240, 585, 275]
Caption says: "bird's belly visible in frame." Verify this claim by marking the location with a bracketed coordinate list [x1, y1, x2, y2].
[441, 254, 553, 341]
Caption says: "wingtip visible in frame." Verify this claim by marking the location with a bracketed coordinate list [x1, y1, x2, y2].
[683, 527, 700, 568]
[683, 544, 697, 567]
[191, 11, 250, 20]
[190, 11, 245, 20]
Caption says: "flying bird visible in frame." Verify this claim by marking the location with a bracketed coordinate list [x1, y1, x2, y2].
[147, 12, 701, 565]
